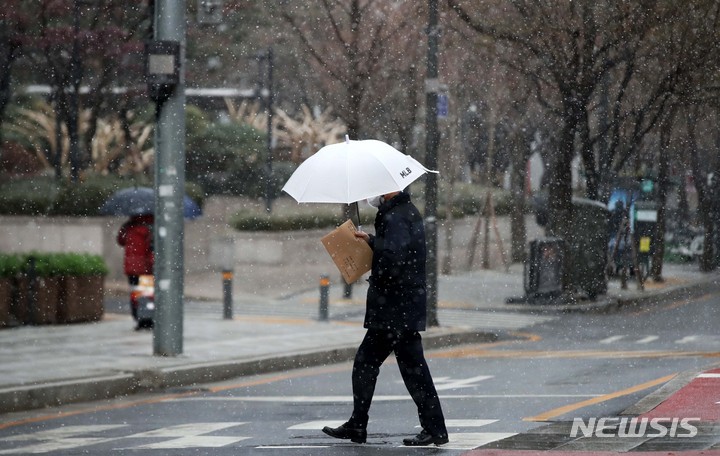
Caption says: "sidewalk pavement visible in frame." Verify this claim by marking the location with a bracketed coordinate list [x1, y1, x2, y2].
[1, 261, 720, 452]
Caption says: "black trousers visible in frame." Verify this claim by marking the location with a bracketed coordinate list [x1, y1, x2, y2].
[350, 329, 447, 437]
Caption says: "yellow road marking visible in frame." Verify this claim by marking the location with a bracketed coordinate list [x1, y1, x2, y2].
[232, 315, 313, 325]
[206, 365, 349, 393]
[428, 332, 542, 358]
[431, 348, 720, 359]
[0, 391, 196, 431]
[524, 373, 677, 422]
[629, 292, 714, 316]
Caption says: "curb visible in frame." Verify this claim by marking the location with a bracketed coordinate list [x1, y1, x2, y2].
[622, 361, 720, 417]
[0, 328, 497, 415]
[503, 274, 720, 315]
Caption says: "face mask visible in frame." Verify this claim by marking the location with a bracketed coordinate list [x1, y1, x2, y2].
[366, 195, 383, 208]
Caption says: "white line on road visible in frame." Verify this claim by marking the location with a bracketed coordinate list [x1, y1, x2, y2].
[130, 422, 246, 438]
[435, 375, 493, 390]
[128, 436, 250, 449]
[171, 393, 601, 403]
[287, 421, 346, 430]
[396, 432, 517, 450]
[676, 335, 701, 344]
[417, 419, 497, 428]
[599, 335, 625, 344]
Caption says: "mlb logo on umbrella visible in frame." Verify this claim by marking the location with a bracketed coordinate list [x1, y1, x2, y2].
[400, 167, 412, 178]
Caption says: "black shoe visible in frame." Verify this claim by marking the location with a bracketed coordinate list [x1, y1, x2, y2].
[403, 429, 449, 446]
[322, 422, 367, 444]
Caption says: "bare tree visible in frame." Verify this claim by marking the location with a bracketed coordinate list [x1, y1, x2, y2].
[14, 0, 152, 180]
[447, 0, 720, 289]
[275, 1, 423, 140]
[0, 5, 26, 147]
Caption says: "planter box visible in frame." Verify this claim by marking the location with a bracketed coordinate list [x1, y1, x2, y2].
[59, 276, 105, 323]
[15, 277, 60, 325]
[0, 278, 11, 327]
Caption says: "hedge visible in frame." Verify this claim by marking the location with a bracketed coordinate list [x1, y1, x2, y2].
[0, 253, 108, 277]
[0, 175, 204, 217]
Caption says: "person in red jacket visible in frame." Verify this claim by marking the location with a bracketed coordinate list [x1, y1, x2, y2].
[117, 214, 154, 286]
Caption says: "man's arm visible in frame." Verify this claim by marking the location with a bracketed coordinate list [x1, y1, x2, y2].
[373, 218, 412, 285]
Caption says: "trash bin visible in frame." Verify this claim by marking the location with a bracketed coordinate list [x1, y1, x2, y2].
[525, 237, 564, 301]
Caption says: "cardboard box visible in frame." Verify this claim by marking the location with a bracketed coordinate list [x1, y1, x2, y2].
[321, 219, 373, 284]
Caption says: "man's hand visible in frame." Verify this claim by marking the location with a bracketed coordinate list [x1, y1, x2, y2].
[354, 230, 370, 244]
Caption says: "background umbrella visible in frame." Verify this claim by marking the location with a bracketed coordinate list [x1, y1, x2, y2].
[100, 187, 202, 219]
[282, 137, 437, 227]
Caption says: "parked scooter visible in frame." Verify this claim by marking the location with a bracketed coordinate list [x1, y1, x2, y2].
[130, 275, 155, 330]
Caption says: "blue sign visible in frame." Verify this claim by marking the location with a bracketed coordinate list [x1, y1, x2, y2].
[437, 94, 448, 119]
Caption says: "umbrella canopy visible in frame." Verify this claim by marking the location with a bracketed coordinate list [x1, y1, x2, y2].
[100, 187, 202, 219]
[282, 138, 437, 204]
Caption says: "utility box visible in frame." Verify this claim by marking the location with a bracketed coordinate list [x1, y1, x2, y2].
[570, 198, 609, 299]
[531, 196, 609, 300]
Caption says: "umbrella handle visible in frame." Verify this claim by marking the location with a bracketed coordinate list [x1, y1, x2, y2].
[354, 201, 362, 232]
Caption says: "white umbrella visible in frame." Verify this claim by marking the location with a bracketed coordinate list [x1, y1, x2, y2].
[282, 137, 437, 205]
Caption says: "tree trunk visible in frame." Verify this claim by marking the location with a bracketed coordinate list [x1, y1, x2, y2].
[0, 40, 19, 147]
[651, 110, 675, 281]
[547, 112, 577, 291]
[509, 130, 529, 263]
[686, 108, 715, 272]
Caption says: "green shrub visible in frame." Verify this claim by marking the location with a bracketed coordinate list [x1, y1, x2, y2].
[52, 253, 109, 276]
[0, 175, 203, 216]
[186, 122, 266, 196]
[51, 180, 117, 216]
[228, 182, 525, 232]
[229, 209, 342, 231]
[0, 253, 24, 278]
[0, 177, 59, 215]
[13, 252, 109, 277]
[22, 253, 58, 277]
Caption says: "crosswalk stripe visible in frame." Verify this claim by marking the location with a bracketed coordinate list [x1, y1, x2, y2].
[600, 335, 625, 344]
[288, 421, 345, 430]
[676, 335, 700, 344]
[399, 432, 517, 450]
[436, 375, 493, 390]
[129, 436, 250, 449]
[424, 419, 497, 427]
[0, 420, 518, 453]
[598, 334, 715, 345]
[130, 422, 246, 438]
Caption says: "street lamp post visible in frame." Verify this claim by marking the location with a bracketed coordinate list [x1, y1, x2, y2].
[146, 1, 186, 357]
[68, 0, 83, 183]
[256, 48, 275, 213]
[424, 0, 440, 327]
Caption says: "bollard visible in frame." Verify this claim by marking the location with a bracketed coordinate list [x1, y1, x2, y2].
[27, 256, 37, 325]
[319, 275, 330, 321]
[222, 269, 233, 320]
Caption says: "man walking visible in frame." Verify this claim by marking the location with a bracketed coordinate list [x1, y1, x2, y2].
[322, 190, 449, 446]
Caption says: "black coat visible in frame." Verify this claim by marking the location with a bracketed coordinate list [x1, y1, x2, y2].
[364, 192, 427, 331]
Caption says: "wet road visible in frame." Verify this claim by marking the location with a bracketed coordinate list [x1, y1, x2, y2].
[1, 290, 718, 455]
